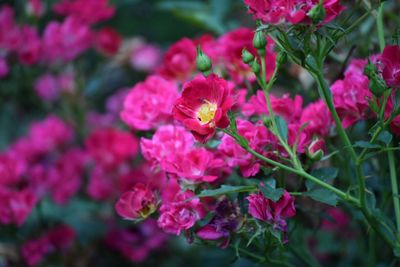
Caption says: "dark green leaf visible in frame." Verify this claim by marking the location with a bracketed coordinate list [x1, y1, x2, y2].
[377, 130, 393, 146]
[258, 184, 284, 202]
[197, 185, 255, 198]
[353, 141, 381, 149]
[275, 116, 288, 142]
[304, 189, 337, 206]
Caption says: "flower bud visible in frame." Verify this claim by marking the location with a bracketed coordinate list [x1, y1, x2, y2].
[196, 46, 212, 74]
[307, 139, 325, 161]
[364, 60, 388, 97]
[253, 31, 266, 53]
[308, 1, 326, 24]
[242, 48, 254, 64]
[251, 58, 260, 73]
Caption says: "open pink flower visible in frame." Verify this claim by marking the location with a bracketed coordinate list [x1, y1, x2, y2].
[173, 74, 234, 143]
[0, 187, 37, 226]
[115, 183, 157, 220]
[380, 45, 400, 88]
[158, 38, 197, 81]
[244, 0, 344, 25]
[247, 190, 295, 231]
[121, 75, 179, 131]
[157, 191, 204, 235]
[300, 99, 332, 137]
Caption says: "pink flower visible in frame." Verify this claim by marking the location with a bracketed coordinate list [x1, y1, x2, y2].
[169, 147, 226, 184]
[26, 0, 45, 17]
[34, 74, 60, 102]
[47, 149, 87, 204]
[157, 191, 204, 235]
[247, 190, 295, 231]
[173, 74, 234, 143]
[85, 128, 139, 170]
[17, 26, 41, 65]
[41, 17, 92, 63]
[218, 119, 273, 177]
[300, 99, 332, 137]
[0, 6, 20, 52]
[105, 221, 168, 263]
[0, 154, 20, 186]
[0, 57, 9, 78]
[158, 38, 197, 81]
[130, 43, 161, 72]
[218, 27, 276, 83]
[53, 0, 115, 25]
[94, 27, 122, 56]
[116, 183, 157, 220]
[0, 187, 37, 226]
[242, 91, 303, 123]
[380, 45, 400, 88]
[86, 167, 115, 200]
[140, 125, 194, 173]
[321, 207, 350, 231]
[22, 225, 75, 267]
[28, 115, 73, 156]
[121, 75, 179, 130]
[244, 0, 344, 24]
[331, 64, 372, 128]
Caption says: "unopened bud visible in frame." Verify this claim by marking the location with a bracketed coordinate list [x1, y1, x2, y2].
[196, 46, 212, 74]
[251, 58, 260, 73]
[307, 139, 325, 161]
[364, 60, 388, 97]
[308, 1, 326, 24]
[242, 48, 254, 64]
[253, 31, 267, 53]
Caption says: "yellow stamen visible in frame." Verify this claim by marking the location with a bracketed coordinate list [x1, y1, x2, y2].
[197, 100, 217, 124]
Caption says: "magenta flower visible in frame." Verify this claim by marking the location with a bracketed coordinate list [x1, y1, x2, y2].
[247, 190, 296, 231]
[380, 45, 400, 88]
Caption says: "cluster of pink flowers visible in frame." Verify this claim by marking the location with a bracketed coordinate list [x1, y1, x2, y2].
[244, 0, 345, 25]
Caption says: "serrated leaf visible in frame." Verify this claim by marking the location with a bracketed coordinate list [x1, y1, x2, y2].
[275, 116, 288, 142]
[197, 185, 255, 198]
[304, 189, 337, 206]
[258, 184, 284, 202]
[353, 141, 381, 149]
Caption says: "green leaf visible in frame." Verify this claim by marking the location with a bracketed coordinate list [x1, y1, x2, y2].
[197, 185, 255, 198]
[308, 167, 338, 188]
[258, 184, 284, 202]
[275, 116, 288, 142]
[353, 141, 381, 149]
[305, 54, 319, 72]
[304, 189, 337, 206]
[377, 130, 393, 146]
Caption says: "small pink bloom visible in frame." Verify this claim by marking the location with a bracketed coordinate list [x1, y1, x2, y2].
[301, 99, 332, 137]
[94, 27, 122, 56]
[17, 26, 41, 65]
[219, 27, 276, 84]
[26, 0, 45, 17]
[157, 191, 204, 235]
[85, 128, 139, 170]
[34, 74, 60, 102]
[130, 43, 162, 72]
[116, 183, 157, 220]
[0, 188, 37, 226]
[53, 0, 115, 25]
[121, 75, 179, 130]
[247, 190, 295, 231]
[140, 125, 194, 172]
[158, 38, 197, 81]
[173, 74, 234, 143]
[380, 45, 400, 88]
[22, 236, 52, 267]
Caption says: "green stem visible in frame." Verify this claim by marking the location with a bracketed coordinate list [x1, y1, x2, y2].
[388, 147, 400, 239]
[376, 2, 385, 52]
[226, 131, 360, 205]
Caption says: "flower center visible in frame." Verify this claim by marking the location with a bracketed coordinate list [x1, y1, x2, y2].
[197, 101, 217, 124]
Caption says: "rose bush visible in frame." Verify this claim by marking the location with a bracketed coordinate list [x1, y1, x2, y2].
[0, 0, 399, 266]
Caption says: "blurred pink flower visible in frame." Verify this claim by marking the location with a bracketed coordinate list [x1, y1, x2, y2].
[130, 43, 162, 72]
[121, 75, 179, 131]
